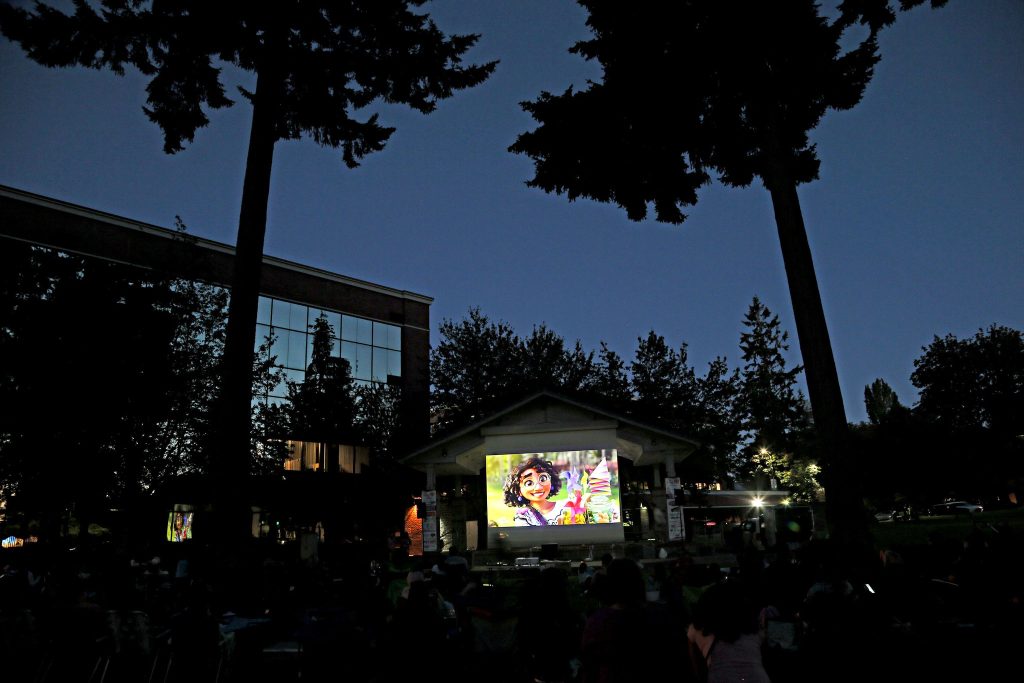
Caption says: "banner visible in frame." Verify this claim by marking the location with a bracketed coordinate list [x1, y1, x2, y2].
[665, 478, 684, 541]
[422, 490, 438, 552]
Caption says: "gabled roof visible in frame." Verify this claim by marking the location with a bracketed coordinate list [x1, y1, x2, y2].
[402, 390, 700, 475]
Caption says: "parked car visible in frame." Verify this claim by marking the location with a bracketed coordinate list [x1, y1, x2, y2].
[927, 501, 984, 516]
[874, 506, 915, 522]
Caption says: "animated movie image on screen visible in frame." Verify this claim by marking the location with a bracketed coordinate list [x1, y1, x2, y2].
[486, 450, 620, 528]
[166, 511, 193, 542]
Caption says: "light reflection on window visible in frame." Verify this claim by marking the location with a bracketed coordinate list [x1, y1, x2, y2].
[257, 296, 403, 407]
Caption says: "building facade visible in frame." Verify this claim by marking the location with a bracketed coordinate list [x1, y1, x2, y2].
[0, 184, 431, 449]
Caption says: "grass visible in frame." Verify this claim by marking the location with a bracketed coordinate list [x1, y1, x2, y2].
[870, 506, 1024, 551]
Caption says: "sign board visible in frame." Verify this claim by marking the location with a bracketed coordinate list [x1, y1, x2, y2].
[665, 478, 684, 541]
[422, 490, 439, 552]
[668, 505, 684, 541]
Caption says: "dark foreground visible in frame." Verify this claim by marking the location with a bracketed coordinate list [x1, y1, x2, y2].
[1, 524, 1020, 683]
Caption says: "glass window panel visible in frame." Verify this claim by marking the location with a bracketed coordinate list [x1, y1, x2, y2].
[341, 341, 358, 377]
[355, 447, 370, 474]
[356, 317, 372, 345]
[357, 344, 372, 381]
[309, 332, 337, 361]
[373, 322, 387, 348]
[270, 374, 288, 398]
[388, 324, 402, 351]
[284, 441, 301, 471]
[342, 342, 373, 380]
[255, 324, 271, 353]
[287, 330, 307, 369]
[269, 396, 289, 409]
[286, 367, 305, 382]
[290, 302, 309, 332]
[341, 315, 358, 342]
[338, 445, 355, 474]
[388, 349, 402, 378]
[372, 347, 388, 382]
[270, 327, 287, 367]
[354, 379, 371, 390]
[312, 309, 341, 336]
[271, 299, 290, 328]
[257, 297, 272, 325]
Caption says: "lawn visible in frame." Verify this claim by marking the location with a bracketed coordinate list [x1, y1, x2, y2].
[870, 506, 1024, 555]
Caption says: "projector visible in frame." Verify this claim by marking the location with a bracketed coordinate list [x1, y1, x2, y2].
[514, 557, 540, 567]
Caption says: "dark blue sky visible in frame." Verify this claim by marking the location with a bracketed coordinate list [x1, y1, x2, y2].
[1, 0, 1021, 423]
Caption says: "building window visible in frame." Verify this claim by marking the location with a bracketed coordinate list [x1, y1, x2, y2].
[284, 440, 370, 474]
[256, 295, 402, 406]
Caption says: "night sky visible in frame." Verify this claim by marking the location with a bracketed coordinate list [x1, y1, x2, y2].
[1, 0, 1021, 423]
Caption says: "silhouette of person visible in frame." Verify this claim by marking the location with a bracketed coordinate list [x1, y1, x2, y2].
[581, 558, 687, 682]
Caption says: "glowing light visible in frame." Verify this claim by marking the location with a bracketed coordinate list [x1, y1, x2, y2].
[752, 496, 764, 508]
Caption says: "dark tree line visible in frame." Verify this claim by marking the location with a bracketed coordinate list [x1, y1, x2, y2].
[433, 309, 1023, 510]
[0, 241, 404, 539]
[282, 313, 405, 466]
[0, 0, 496, 541]
[857, 325, 1024, 510]
[0, 240, 281, 538]
[431, 299, 815, 497]
[509, 0, 947, 556]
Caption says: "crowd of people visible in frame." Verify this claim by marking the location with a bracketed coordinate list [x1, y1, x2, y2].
[0, 520, 1021, 682]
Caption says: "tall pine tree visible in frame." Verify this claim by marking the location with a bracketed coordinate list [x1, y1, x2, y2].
[736, 297, 808, 484]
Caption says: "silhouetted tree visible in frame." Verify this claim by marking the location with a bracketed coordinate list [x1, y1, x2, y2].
[912, 325, 1023, 438]
[735, 297, 812, 494]
[430, 308, 524, 433]
[521, 324, 595, 393]
[0, 240, 282, 538]
[738, 299, 807, 448]
[0, 244, 175, 538]
[911, 325, 1024, 499]
[688, 357, 743, 487]
[0, 1, 496, 537]
[510, 1, 946, 550]
[431, 310, 609, 432]
[864, 378, 908, 426]
[581, 342, 634, 413]
[355, 382, 403, 467]
[630, 331, 694, 427]
[285, 316, 358, 446]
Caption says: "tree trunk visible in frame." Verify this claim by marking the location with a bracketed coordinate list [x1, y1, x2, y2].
[214, 67, 278, 540]
[766, 176, 871, 558]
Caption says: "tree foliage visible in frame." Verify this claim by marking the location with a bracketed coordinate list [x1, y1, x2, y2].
[911, 325, 1023, 437]
[430, 309, 596, 433]
[355, 382, 404, 467]
[864, 377, 908, 426]
[630, 332, 694, 427]
[0, 1, 497, 494]
[284, 316, 358, 445]
[429, 308, 747, 487]
[737, 298, 808, 454]
[510, 0, 946, 554]
[0, 240, 282, 535]
[430, 308, 525, 433]
[856, 325, 1023, 508]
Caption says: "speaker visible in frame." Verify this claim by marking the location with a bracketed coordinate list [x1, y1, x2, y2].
[540, 543, 559, 561]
